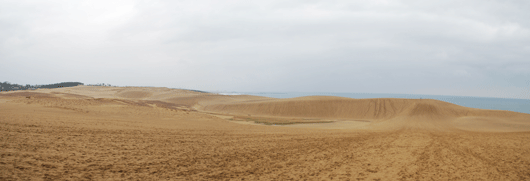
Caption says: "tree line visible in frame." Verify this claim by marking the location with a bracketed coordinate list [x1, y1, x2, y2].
[0, 82, 84, 91]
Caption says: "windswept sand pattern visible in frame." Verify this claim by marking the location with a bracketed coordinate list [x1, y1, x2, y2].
[1, 86, 530, 180]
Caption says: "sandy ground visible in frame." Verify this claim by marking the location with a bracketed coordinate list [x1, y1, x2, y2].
[1, 86, 530, 180]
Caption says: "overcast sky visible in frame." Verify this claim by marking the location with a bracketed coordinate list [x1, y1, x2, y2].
[1, 0, 529, 99]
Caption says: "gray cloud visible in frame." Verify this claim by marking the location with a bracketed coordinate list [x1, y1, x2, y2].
[1, 0, 529, 99]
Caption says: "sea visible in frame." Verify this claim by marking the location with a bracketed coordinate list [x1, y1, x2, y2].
[221, 92, 530, 114]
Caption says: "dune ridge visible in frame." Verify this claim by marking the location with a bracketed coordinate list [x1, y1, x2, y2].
[202, 96, 530, 131]
[203, 96, 525, 118]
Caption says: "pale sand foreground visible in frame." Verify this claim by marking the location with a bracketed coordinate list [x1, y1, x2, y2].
[1, 86, 530, 180]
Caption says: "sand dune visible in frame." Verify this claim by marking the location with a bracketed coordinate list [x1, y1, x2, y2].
[7, 87, 529, 132]
[1, 86, 530, 180]
[203, 95, 524, 119]
[202, 96, 530, 131]
[5, 88, 529, 132]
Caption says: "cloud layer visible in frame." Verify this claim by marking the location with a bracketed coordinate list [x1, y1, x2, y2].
[1, 0, 529, 99]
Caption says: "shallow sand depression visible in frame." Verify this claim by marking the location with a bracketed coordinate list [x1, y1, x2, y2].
[280, 120, 372, 129]
[1, 86, 530, 180]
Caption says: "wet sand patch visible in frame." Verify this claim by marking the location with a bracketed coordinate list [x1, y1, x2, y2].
[228, 119, 371, 129]
[281, 120, 371, 129]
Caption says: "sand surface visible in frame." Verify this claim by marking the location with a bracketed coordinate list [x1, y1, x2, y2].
[1, 86, 530, 180]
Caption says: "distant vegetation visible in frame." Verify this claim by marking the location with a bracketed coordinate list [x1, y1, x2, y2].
[0, 81, 210, 93]
[0, 82, 84, 91]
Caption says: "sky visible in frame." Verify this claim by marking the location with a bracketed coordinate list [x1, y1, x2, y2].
[1, 0, 529, 99]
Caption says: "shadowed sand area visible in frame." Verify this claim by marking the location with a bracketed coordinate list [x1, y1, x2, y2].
[1, 86, 530, 180]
